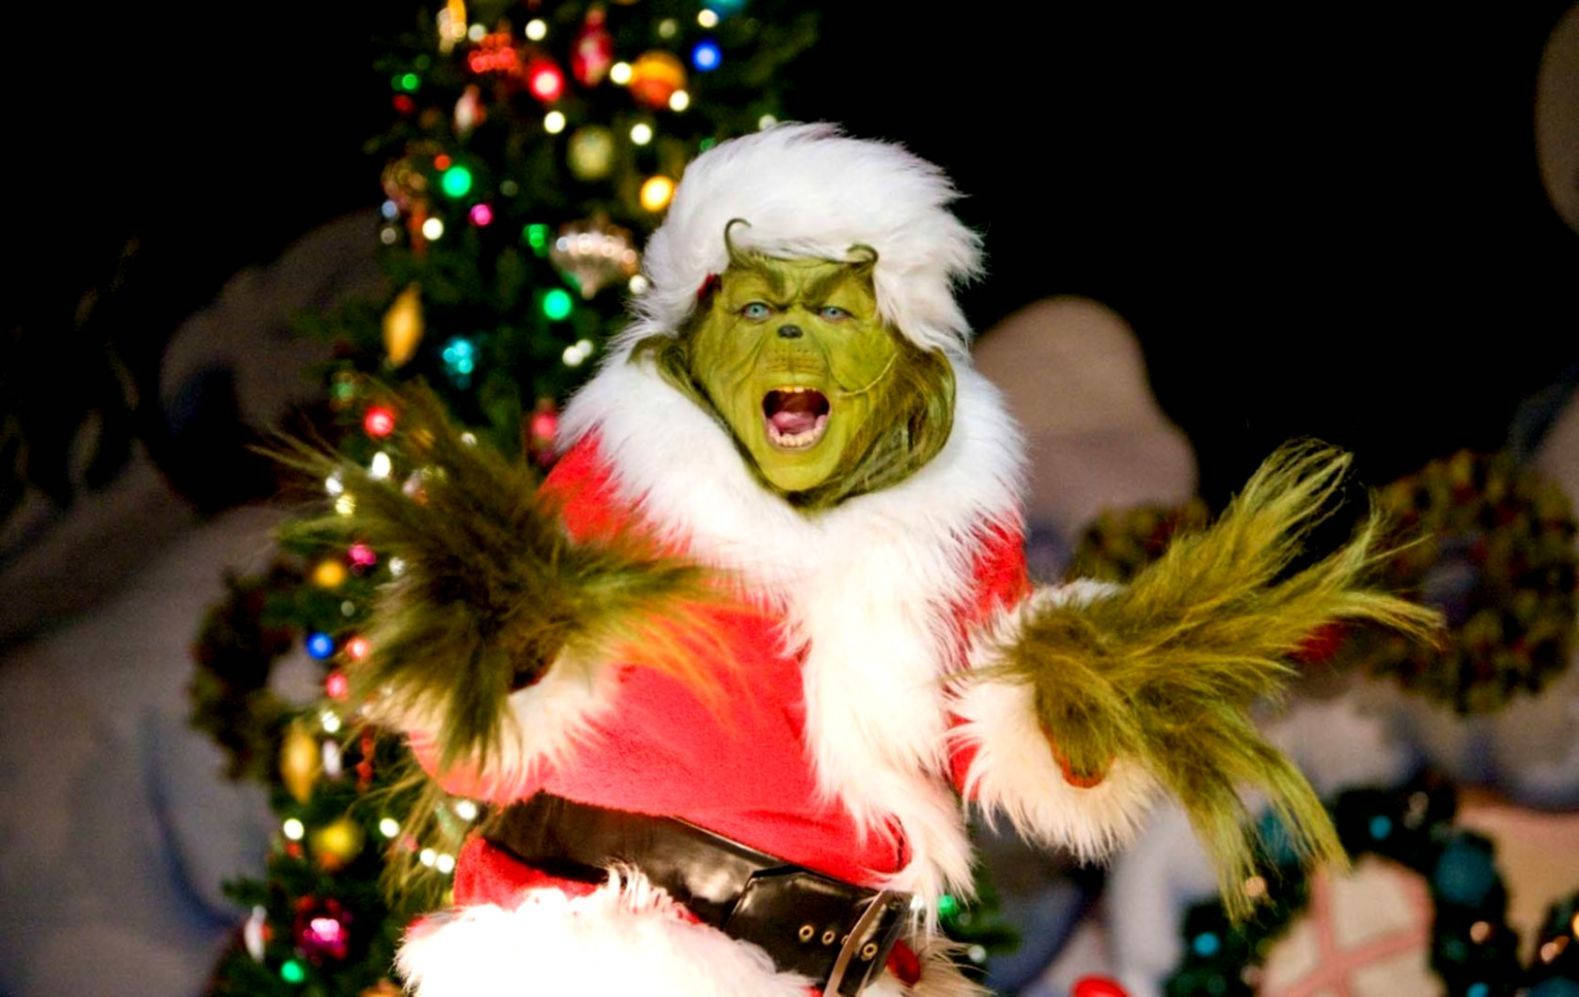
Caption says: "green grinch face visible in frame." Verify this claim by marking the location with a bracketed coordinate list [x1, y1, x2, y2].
[687, 257, 900, 493]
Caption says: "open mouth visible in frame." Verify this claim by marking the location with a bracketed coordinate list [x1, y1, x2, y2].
[762, 387, 830, 450]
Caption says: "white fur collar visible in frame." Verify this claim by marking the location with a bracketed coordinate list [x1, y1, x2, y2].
[560, 355, 1025, 902]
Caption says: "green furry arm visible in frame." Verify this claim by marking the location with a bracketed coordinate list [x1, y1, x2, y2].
[988, 442, 1441, 918]
[276, 386, 721, 773]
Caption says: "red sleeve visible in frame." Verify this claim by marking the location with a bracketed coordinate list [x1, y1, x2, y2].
[948, 520, 1031, 793]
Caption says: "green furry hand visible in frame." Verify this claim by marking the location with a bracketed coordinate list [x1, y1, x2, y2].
[991, 443, 1441, 917]
[275, 386, 721, 773]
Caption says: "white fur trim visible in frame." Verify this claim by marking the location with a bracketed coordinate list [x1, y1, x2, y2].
[621, 122, 983, 359]
[952, 582, 1159, 862]
[382, 652, 621, 801]
[396, 868, 811, 996]
[559, 354, 1024, 909]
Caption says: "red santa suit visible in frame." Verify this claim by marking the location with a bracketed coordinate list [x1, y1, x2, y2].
[393, 124, 1159, 996]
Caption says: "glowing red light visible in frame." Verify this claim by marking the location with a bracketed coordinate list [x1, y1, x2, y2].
[528, 60, 566, 102]
[344, 637, 371, 662]
[392, 95, 415, 114]
[325, 670, 350, 700]
[347, 542, 377, 568]
[469, 203, 494, 227]
[363, 406, 396, 438]
[434, 154, 452, 171]
[530, 410, 558, 443]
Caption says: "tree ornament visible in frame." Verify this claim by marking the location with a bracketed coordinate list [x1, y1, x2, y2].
[382, 284, 424, 367]
[628, 50, 687, 110]
[279, 722, 322, 803]
[1352, 451, 1577, 713]
[293, 896, 353, 964]
[435, 0, 467, 54]
[567, 126, 616, 181]
[243, 904, 269, 961]
[310, 815, 366, 872]
[453, 84, 485, 135]
[571, 6, 615, 86]
[379, 158, 427, 214]
[549, 218, 640, 298]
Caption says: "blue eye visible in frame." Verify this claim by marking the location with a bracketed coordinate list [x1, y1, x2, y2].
[819, 305, 851, 321]
[742, 302, 771, 320]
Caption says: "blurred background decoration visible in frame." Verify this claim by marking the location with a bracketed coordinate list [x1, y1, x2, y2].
[1, 1, 1577, 995]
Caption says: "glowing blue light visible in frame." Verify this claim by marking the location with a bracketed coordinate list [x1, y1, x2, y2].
[442, 336, 477, 386]
[691, 39, 721, 72]
[1369, 815, 1393, 840]
[306, 632, 335, 659]
[1191, 932, 1221, 958]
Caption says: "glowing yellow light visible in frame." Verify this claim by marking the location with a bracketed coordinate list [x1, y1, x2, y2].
[378, 817, 400, 838]
[640, 175, 675, 212]
[379, 227, 399, 245]
[324, 473, 344, 496]
[419, 847, 437, 867]
[524, 18, 547, 40]
[544, 110, 566, 134]
[657, 18, 677, 38]
[758, 114, 778, 130]
[1470, 920, 1492, 944]
[454, 800, 480, 821]
[629, 274, 649, 294]
[610, 61, 632, 85]
[630, 122, 653, 145]
[388, 556, 406, 577]
[282, 818, 306, 841]
[459, 432, 477, 446]
[312, 560, 347, 589]
[562, 344, 586, 367]
[334, 494, 356, 516]
[421, 217, 445, 240]
[698, 9, 719, 27]
[368, 451, 392, 480]
[1243, 875, 1267, 899]
[668, 89, 690, 112]
[320, 709, 342, 734]
[1572, 912, 1579, 936]
[435, 853, 456, 874]
[466, 23, 485, 42]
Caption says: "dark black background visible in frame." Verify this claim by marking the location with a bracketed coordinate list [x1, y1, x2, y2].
[11, 3, 1577, 506]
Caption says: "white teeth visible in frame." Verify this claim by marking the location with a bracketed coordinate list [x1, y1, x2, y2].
[766, 412, 829, 449]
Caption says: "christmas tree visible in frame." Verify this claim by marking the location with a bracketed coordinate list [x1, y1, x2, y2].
[193, 1, 816, 991]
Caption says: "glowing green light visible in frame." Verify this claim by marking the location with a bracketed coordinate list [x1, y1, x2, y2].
[280, 959, 307, 984]
[699, 137, 718, 152]
[937, 894, 959, 919]
[395, 72, 421, 92]
[440, 165, 474, 198]
[524, 223, 550, 255]
[542, 289, 574, 321]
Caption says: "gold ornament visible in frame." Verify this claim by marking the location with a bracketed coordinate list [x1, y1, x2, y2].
[549, 218, 640, 298]
[567, 126, 616, 181]
[279, 723, 322, 804]
[628, 51, 687, 110]
[383, 284, 425, 367]
[310, 815, 366, 872]
[311, 559, 347, 589]
[436, 0, 467, 53]
[361, 982, 403, 997]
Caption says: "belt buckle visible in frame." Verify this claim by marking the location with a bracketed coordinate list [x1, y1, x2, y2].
[824, 890, 908, 995]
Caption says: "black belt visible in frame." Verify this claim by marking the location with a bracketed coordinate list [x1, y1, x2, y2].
[484, 794, 913, 995]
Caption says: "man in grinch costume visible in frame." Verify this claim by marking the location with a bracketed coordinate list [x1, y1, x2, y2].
[329, 124, 1433, 995]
